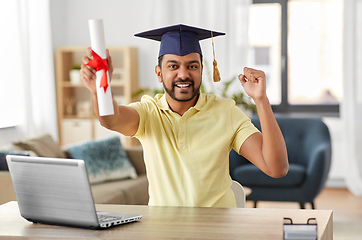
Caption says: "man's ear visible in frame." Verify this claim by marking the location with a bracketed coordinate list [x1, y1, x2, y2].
[155, 65, 162, 83]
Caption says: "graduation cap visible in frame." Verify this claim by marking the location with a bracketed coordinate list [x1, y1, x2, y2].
[135, 24, 225, 82]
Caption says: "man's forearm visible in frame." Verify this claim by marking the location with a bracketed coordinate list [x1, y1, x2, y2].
[91, 93, 120, 131]
[91, 93, 140, 136]
[254, 96, 289, 177]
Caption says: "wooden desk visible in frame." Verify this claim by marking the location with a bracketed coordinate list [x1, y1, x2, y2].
[0, 201, 332, 239]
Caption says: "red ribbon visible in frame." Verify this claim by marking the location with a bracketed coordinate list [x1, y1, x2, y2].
[86, 50, 109, 93]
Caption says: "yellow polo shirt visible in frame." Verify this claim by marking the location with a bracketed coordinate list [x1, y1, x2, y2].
[129, 92, 259, 208]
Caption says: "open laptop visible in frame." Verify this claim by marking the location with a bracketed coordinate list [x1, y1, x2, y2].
[6, 155, 142, 229]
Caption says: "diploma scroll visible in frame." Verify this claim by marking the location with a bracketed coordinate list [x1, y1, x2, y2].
[87, 19, 114, 116]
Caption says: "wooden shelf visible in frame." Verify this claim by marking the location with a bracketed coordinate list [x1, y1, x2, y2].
[55, 46, 140, 147]
[62, 82, 86, 87]
[62, 115, 93, 119]
[61, 82, 125, 88]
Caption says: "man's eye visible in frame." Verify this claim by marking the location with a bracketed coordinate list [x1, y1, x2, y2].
[189, 65, 198, 69]
[168, 65, 178, 69]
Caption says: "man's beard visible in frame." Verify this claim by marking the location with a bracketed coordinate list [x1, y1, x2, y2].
[161, 75, 201, 102]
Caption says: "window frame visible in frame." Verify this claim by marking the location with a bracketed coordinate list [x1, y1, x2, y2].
[252, 0, 340, 117]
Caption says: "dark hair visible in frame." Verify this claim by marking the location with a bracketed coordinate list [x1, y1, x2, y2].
[158, 54, 203, 68]
[158, 55, 164, 68]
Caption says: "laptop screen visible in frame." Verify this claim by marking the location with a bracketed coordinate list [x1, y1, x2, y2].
[6, 155, 100, 228]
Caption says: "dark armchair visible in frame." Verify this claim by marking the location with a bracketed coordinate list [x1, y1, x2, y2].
[229, 117, 331, 209]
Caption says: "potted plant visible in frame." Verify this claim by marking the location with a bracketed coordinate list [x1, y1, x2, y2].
[202, 59, 257, 116]
[69, 65, 82, 84]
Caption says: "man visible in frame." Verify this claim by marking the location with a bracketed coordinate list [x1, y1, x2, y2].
[80, 24, 288, 208]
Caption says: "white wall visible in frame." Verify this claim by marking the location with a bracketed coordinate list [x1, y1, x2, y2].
[47, 0, 347, 187]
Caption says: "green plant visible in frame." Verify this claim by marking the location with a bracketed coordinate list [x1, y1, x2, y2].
[219, 77, 257, 114]
[203, 60, 257, 114]
[72, 64, 82, 70]
[132, 88, 164, 98]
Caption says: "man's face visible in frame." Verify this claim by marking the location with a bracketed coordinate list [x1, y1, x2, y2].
[156, 53, 203, 102]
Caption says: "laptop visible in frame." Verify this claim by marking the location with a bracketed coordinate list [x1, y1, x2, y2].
[6, 155, 142, 229]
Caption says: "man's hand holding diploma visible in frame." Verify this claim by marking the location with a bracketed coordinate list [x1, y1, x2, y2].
[81, 47, 113, 95]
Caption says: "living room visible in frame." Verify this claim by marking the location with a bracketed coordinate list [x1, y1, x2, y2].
[0, 0, 361, 239]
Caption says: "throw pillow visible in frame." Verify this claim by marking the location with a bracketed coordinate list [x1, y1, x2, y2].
[13, 134, 66, 158]
[67, 136, 138, 184]
[0, 150, 32, 171]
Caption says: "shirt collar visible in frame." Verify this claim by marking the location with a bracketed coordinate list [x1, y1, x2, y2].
[193, 91, 206, 111]
[156, 91, 206, 111]
[156, 94, 170, 110]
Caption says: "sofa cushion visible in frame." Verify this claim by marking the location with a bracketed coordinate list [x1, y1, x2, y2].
[67, 136, 138, 184]
[233, 163, 306, 188]
[13, 134, 66, 158]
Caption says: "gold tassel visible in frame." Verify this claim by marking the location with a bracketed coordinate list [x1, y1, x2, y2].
[211, 31, 221, 82]
[213, 60, 221, 82]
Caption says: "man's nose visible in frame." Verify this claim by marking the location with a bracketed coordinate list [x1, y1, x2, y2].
[177, 66, 190, 80]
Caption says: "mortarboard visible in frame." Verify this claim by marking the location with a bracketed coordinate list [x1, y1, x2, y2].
[135, 24, 225, 82]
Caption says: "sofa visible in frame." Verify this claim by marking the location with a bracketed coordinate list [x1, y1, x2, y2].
[0, 134, 149, 206]
[229, 117, 331, 209]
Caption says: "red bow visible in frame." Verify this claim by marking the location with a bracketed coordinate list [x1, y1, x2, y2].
[86, 50, 109, 93]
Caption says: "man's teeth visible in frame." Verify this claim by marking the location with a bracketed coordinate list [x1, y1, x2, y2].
[176, 84, 190, 88]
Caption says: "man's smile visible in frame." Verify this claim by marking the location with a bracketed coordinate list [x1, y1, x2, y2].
[175, 83, 193, 91]
[172, 80, 194, 92]
[175, 83, 191, 89]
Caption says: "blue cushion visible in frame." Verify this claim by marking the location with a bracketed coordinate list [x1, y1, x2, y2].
[67, 136, 137, 184]
[0, 150, 32, 171]
[233, 163, 306, 188]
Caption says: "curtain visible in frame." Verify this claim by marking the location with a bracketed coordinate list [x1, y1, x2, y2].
[143, 0, 251, 95]
[0, 2, 23, 129]
[342, 0, 362, 195]
[2, 0, 57, 141]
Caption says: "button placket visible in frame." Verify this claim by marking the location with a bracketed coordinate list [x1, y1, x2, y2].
[178, 118, 186, 150]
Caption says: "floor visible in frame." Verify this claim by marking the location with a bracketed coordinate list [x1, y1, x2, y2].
[245, 187, 362, 240]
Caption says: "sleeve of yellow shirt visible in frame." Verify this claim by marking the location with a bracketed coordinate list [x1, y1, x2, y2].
[128, 95, 153, 138]
[229, 104, 260, 153]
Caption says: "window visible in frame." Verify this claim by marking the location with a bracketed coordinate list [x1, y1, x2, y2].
[248, 2, 282, 105]
[250, 0, 343, 116]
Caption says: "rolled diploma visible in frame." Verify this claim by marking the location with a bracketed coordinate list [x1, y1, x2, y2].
[88, 19, 114, 116]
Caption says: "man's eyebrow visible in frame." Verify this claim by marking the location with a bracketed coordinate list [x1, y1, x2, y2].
[166, 60, 180, 64]
[166, 60, 200, 65]
[188, 60, 200, 65]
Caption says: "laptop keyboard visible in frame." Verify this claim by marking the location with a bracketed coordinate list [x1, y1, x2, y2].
[97, 214, 124, 223]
